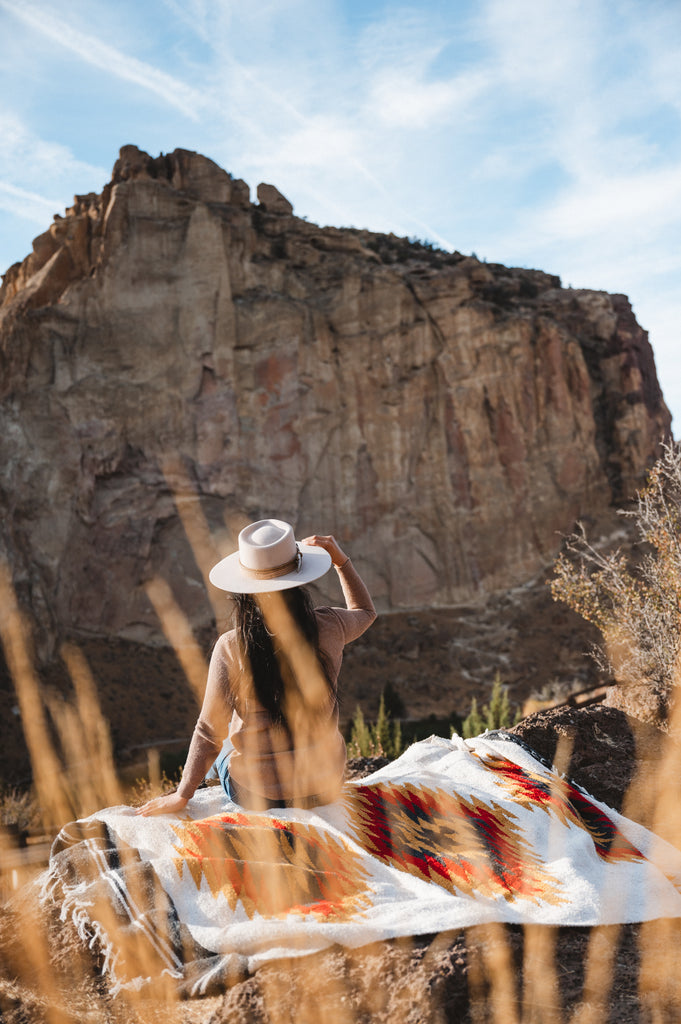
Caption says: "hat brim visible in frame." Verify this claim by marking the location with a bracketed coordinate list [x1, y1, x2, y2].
[208, 544, 333, 594]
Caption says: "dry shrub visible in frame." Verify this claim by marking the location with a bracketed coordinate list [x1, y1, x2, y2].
[550, 442, 681, 728]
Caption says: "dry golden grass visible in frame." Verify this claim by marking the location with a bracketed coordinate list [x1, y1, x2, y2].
[2, 484, 681, 1022]
[2, 595, 681, 1022]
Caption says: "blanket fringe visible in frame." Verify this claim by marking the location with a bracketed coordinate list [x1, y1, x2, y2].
[41, 870, 119, 984]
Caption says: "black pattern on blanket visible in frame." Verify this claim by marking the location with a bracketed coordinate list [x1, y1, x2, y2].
[42, 734, 681, 997]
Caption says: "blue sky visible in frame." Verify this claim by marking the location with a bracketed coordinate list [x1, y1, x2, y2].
[1, 0, 680, 426]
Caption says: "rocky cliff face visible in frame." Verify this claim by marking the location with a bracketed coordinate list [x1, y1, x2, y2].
[0, 146, 671, 660]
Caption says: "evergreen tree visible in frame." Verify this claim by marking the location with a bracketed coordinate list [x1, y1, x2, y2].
[348, 695, 404, 759]
[348, 705, 374, 758]
[456, 674, 520, 739]
[374, 695, 392, 754]
[461, 697, 485, 739]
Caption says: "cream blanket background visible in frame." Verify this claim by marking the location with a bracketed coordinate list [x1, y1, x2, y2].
[44, 733, 681, 997]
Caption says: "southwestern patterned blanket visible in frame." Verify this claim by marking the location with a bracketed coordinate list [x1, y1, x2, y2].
[43, 733, 681, 997]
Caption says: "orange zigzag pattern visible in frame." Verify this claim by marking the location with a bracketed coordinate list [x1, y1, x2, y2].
[171, 812, 371, 920]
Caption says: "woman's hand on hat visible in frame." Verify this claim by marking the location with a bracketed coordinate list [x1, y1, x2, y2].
[301, 534, 348, 567]
[135, 792, 189, 817]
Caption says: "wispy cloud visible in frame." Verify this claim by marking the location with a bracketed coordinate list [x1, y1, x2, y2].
[0, 181, 62, 224]
[158, 0, 212, 44]
[357, 8, 488, 130]
[0, 0, 679, 416]
[193, 5, 392, 203]
[535, 165, 681, 244]
[478, 0, 600, 92]
[196, 2, 473, 246]
[367, 69, 487, 130]
[0, 0, 206, 119]
[0, 112, 106, 189]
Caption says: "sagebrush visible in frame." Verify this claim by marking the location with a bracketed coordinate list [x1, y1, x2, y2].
[550, 441, 681, 719]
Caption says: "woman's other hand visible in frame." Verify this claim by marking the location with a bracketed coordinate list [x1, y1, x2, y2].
[135, 792, 189, 817]
[302, 534, 348, 567]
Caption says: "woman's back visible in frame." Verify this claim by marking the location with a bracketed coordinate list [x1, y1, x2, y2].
[211, 561, 375, 805]
[138, 527, 375, 816]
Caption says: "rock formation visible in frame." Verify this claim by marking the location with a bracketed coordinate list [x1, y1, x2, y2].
[0, 145, 670, 668]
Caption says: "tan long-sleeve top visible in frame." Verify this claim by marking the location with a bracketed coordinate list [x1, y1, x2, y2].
[177, 559, 376, 803]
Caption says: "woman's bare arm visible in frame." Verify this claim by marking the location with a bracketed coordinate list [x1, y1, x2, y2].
[136, 633, 234, 816]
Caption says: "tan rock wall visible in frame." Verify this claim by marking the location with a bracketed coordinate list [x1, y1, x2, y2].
[0, 147, 671, 657]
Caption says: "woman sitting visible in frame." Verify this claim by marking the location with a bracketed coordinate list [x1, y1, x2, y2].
[138, 520, 376, 815]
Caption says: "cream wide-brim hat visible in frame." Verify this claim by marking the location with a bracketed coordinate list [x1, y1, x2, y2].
[208, 519, 332, 594]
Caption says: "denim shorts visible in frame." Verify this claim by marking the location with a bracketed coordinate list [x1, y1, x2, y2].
[213, 749, 235, 802]
[212, 750, 335, 810]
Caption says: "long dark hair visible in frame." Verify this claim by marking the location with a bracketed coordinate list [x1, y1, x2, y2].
[231, 587, 334, 727]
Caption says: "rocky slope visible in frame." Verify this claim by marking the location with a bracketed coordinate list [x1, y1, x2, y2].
[0, 146, 671, 777]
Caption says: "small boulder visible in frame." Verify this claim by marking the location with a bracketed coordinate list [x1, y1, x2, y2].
[112, 145, 153, 182]
[257, 182, 293, 215]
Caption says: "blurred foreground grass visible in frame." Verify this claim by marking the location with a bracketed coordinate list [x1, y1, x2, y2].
[4, 437, 681, 1022]
[2, 558, 681, 1023]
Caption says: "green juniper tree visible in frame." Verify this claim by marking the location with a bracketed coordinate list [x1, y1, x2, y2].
[454, 673, 520, 739]
[348, 692, 403, 759]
